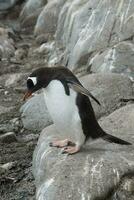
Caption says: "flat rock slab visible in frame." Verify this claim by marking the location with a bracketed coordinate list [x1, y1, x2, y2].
[81, 73, 133, 118]
[99, 104, 134, 136]
[33, 104, 134, 200]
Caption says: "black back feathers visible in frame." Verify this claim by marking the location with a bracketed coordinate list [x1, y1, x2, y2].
[68, 80, 101, 106]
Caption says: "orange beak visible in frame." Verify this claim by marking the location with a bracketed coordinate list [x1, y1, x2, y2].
[23, 91, 32, 101]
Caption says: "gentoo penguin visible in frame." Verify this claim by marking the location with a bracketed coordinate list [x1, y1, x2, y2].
[23, 67, 131, 154]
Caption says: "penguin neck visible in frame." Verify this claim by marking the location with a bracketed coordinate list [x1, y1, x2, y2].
[44, 68, 71, 96]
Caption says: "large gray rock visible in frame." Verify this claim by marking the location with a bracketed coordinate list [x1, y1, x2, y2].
[34, 0, 66, 37]
[99, 104, 134, 137]
[20, 93, 52, 132]
[81, 73, 133, 118]
[20, 73, 133, 131]
[33, 104, 134, 200]
[48, 0, 134, 77]
[20, 7, 43, 30]
[90, 41, 134, 80]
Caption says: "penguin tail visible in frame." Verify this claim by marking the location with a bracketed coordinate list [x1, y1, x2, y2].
[102, 132, 131, 145]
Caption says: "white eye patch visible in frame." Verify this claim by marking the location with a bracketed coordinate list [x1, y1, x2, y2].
[27, 77, 37, 86]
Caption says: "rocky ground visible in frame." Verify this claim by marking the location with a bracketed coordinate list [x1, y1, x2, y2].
[0, 10, 47, 200]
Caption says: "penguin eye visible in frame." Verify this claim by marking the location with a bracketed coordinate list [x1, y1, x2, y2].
[27, 79, 34, 90]
[27, 77, 37, 89]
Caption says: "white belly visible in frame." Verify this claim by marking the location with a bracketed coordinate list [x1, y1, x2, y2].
[43, 80, 85, 145]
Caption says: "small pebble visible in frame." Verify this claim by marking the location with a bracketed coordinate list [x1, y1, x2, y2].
[123, 179, 134, 192]
[14, 87, 26, 93]
[0, 162, 16, 171]
[0, 132, 17, 143]
[4, 91, 9, 95]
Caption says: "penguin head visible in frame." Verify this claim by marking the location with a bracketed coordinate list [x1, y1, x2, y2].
[23, 67, 52, 100]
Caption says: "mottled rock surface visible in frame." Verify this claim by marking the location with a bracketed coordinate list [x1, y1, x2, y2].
[34, 0, 66, 37]
[33, 104, 134, 200]
[0, 27, 15, 60]
[20, 8, 43, 30]
[90, 41, 134, 80]
[20, 0, 47, 22]
[0, 106, 14, 115]
[47, 0, 134, 78]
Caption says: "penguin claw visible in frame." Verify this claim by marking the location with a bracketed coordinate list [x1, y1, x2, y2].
[49, 139, 75, 148]
[68, 141, 76, 146]
[61, 150, 69, 154]
[49, 142, 53, 147]
[62, 146, 80, 155]
[49, 142, 60, 148]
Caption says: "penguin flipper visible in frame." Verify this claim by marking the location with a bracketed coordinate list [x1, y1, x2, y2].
[68, 81, 101, 106]
[102, 133, 131, 145]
